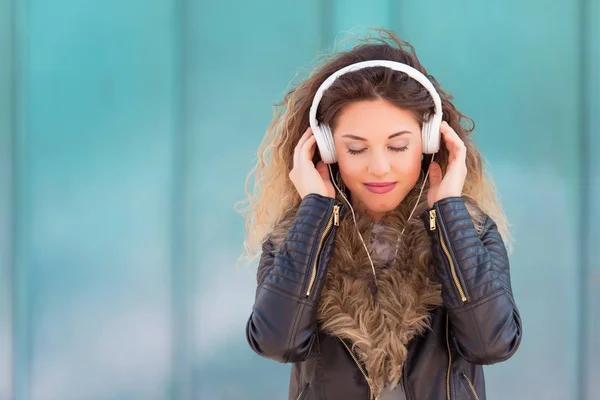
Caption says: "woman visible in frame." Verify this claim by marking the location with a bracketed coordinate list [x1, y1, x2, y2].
[240, 30, 522, 400]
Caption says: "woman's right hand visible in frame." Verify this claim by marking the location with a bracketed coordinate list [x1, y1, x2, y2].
[289, 127, 336, 199]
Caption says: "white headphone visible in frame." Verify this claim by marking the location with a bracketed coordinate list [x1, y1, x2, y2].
[309, 60, 443, 164]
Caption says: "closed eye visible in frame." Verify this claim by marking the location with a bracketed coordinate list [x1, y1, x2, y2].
[347, 146, 409, 155]
[347, 148, 366, 155]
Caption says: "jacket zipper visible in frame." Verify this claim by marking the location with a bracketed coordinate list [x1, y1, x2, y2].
[429, 209, 468, 303]
[306, 205, 340, 297]
[460, 372, 479, 400]
[445, 313, 452, 400]
[340, 338, 374, 399]
[295, 383, 309, 400]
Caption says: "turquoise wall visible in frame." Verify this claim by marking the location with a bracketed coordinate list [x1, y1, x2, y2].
[1, 0, 598, 399]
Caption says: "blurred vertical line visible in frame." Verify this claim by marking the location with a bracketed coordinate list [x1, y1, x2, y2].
[577, 0, 591, 398]
[1, 0, 15, 398]
[11, 0, 30, 398]
[320, 0, 333, 51]
[388, 0, 402, 38]
[171, 0, 194, 398]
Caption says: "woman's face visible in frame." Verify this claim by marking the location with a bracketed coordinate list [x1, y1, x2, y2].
[333, 99, 423, 220]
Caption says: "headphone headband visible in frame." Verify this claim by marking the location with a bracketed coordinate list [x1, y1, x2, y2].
[309, 60, 442, 129]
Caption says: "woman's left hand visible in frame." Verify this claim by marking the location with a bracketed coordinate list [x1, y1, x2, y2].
[427, 121, 467, 208]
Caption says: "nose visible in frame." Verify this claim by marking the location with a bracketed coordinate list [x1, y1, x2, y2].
[368, 150, 391, 177]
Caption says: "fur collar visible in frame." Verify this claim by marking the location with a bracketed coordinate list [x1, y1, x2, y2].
[267, 192, 485, 398]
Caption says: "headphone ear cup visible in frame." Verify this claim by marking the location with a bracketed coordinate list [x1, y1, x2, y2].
[313, 124, 337, 164]
[321, 124, 337, 163]
[422, 116, 442, 154]
[421, 120, 432, 154]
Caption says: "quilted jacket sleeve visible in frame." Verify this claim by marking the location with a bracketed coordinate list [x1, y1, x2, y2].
[246, 193, 343, 363]
[420, 196, 522, 365]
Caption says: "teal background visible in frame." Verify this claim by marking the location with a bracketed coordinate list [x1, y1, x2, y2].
[1, 0, 599, 399]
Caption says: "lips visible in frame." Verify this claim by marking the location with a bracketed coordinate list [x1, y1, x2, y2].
[364, 182, 397, 194]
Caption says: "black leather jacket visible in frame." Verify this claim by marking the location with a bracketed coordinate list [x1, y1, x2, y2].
[246, 194, 522, 399]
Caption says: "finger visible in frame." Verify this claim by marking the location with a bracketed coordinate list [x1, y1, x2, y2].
[297, 127, 313, 149]
[315, 161, 331, 182]
[428, 161, 443, 188]
[440, 122, 466, 158]
[294, 128, 315, 166]
[300, 135, 317, 161]
[440, 122, 465, 150]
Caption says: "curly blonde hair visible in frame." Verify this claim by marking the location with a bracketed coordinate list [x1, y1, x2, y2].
[236, 29, 510, 266]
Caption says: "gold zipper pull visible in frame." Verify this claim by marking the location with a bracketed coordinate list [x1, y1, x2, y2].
[333, 205, 340, 226]
[429, 209, 437, 231]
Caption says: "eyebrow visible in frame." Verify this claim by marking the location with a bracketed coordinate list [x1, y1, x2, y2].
[341, 131, 412, 141]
